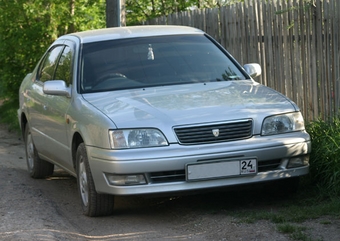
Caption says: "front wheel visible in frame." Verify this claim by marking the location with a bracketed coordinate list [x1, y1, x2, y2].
[24, 125, 54, 178]
[76, 143, 114, 217]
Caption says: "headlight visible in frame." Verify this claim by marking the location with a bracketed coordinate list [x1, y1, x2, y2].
[109, 129, 168, 149]
[261, 112, 305, 135]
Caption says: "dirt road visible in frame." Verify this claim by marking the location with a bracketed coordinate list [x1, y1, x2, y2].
[0, 123, 339, 241]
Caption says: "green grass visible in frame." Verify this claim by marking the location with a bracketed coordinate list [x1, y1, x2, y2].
[277, 224, 312, 241]
[306, 117, 340, 197]
[237, 201, 339, 224]
[229, 186, 340, 241]
[277, 223, 300, 234]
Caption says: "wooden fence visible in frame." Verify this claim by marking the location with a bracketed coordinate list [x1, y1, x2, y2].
[145, 0, 340, 121]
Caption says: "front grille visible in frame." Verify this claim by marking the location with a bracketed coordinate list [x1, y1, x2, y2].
[149, 159, 281, 183]
[174, 119, 253, 145]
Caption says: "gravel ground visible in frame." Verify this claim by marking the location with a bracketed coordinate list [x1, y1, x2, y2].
[0, 123, 339, 241]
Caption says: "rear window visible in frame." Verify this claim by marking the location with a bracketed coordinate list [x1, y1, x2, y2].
[80, 35, 246, 93]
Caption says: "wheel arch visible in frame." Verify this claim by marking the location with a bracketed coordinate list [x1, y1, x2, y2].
[72, 132, 84, 170]
[20, 112, 28, 139]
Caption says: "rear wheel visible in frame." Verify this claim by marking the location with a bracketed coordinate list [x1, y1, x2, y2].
[76, 143, 114, 217]
[24, 125, 54, 178]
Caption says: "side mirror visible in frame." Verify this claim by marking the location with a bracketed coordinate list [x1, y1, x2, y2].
[43, 80, 71, 98]
[243, 63, 262, 78]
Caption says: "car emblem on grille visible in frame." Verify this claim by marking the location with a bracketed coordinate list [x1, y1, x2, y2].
[212, 129, 220, 137]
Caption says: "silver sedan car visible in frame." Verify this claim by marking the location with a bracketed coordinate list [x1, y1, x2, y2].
[18, 25, 311, 216]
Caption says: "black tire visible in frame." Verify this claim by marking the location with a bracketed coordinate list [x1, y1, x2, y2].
[24, 125, 54, 178]
[76, 143, 114, 217]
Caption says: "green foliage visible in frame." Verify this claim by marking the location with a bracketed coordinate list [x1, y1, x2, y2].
[306, 118, 340, 197]
[125, 0, 243, 25]
[0, 0, 106, 126]
[0, 99, 20, 131]
[125, 0, 194, 25]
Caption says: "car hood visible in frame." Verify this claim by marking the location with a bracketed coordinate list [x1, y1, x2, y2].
[82, 81, 297, 135]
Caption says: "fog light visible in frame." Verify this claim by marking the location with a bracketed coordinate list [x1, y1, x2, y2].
[105, 174, 147, 186]
[287, 155, 309, 168]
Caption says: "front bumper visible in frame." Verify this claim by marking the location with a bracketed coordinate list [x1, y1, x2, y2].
[87, 132, 311, 195]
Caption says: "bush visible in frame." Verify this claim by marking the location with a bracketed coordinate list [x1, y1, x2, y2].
[306, 118, 340, 197]
[0, 98, 20, 131]
[0, 0, 106, 130]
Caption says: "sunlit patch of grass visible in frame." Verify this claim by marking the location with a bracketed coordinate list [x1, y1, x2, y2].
[277, 224, 315, 241]
[277, 223, 298, 234]
[319, 220, 331, 225]
[290, 229, 312, 241]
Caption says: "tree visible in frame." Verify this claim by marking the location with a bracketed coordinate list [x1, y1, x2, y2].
[124, 0, 244, 25]
[0, 0, 106, 127]
[125, 0, 202, 25]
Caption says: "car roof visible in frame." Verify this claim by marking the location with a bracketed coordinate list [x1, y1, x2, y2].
[61, 25, 204, 44]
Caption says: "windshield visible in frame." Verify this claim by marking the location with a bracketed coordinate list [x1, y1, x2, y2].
[80, 34, 246, 93]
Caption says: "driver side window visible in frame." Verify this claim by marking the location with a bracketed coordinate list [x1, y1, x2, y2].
[55, 46, 73, 86]
[37, 46, 64, 82]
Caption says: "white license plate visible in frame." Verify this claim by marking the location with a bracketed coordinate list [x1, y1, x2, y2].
[186, 159, 257, 181]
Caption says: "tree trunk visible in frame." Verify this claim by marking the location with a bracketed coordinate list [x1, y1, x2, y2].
[69, 0, 75, 33]
[120, 0, 126, 26]
[106, 0, 126, 27]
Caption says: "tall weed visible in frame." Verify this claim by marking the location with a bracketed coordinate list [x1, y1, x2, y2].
[306, 118, 340, 197]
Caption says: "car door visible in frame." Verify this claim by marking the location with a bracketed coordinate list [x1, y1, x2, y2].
[28, 44, 65, 155]
[30, 42, 75, 171]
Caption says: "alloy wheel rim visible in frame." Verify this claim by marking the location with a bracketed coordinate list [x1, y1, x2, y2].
[26, 133, 34, 170]
[79, 157, 89, 207]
